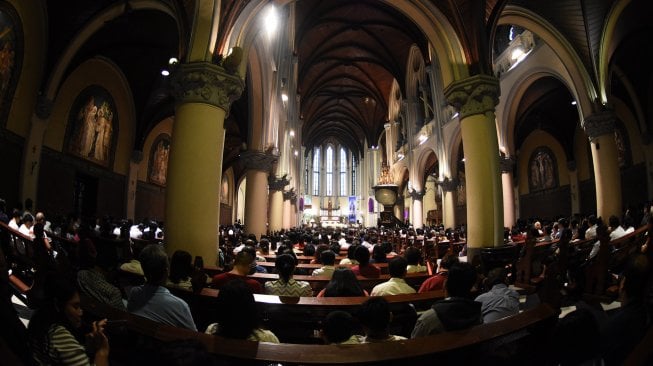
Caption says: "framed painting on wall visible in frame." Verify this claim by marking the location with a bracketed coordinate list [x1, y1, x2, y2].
[528, 146, 558, 192]
[0, 4, 21, 125]
[148, 134, 171, 186]
[67, 85, 118, 168]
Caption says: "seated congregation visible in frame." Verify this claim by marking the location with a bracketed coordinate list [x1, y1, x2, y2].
[1, 199, 653, 365]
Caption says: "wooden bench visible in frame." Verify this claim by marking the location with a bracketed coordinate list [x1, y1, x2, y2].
[177, 288, 446, 342]
[81, 294, 557, 365]
[254, 261, 390, 274]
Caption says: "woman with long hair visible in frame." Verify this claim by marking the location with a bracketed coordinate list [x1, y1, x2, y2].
[206, 279, 279, 342]
[28, 276, 109, 366]
[317, 268, 368, 297]
[265, 254, 313, 296]
[166, 250, 194, 291]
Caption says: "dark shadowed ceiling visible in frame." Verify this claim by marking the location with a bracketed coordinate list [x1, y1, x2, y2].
[295, 0, 428, 157]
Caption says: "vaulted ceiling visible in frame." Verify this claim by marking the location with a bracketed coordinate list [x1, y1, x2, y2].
[295, 0, 428, 157]
[41, 0, 651, 170]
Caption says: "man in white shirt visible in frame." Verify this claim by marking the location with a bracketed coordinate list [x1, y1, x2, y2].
[371, 257, 416, 296]
[608, 215, 628, 241]
[585, 215, 598, 240]
[312, 250, 336, 278]
[18, 213, 34, 238]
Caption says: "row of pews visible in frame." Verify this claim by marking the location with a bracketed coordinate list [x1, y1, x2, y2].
[3, 220, 653, 364]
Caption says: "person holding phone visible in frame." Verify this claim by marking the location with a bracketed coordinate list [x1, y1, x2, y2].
[28, 276, 110, 366]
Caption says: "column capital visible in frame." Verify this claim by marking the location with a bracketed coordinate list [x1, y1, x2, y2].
[582, 110, 616, 142]
[240, 150, 277, 172]
[170, 62, 244, 113]
[35, 95, 54, 119]
[283, 188, 296, 201]
[500, 156, 515, 173]
[268, 174, 290, 192]
[444, 74, 500, 120]
[438, 177, 458, 192]
[408, 190, 425, 200]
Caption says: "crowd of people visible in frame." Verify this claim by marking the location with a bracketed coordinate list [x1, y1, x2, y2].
[1, 196, 652, 364]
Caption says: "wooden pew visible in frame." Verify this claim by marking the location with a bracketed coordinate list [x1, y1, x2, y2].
[81, 294, 557, 365]
[177, 288, 445, 342]
[243, 272, 430, 294]
[254, 261, 390, 274]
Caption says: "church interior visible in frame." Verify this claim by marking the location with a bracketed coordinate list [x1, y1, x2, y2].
[1, 0, 653, 364]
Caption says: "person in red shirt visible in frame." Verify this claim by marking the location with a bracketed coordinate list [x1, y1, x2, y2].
[351, 245, 380, 278]
[418, 253, 459, 293]
[212, 251, 263, 293]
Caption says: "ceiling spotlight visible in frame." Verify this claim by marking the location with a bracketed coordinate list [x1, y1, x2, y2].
[264, 3, 278, 37]
[168, 57, 178, 65]
[289, 130, 295, 137]
[281, 93, 289, 102]
[511, 47, 524, 61]
[571, 100, 577, 106]
[294, 150, 299, 156]
[161, 69, 170, 76]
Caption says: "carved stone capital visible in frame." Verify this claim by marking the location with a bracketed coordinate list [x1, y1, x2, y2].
[408, 190, 425, 200]
[500, 156, 515, 173]
[283, 188, 296, 201]
[170, 62, 244, 113]
[444, 74, 500, 120]
[268, 174, 290, 192]
[438, 178, 458, 192]
[35, 96, 54, 119]
[581, 111, 615, 141]
[240, 150, 277, 172]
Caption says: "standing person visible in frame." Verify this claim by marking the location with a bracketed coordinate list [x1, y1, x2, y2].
[127, 244, 197, 330]
[28, 276, 110, 366]
[265, 254, 313, 296]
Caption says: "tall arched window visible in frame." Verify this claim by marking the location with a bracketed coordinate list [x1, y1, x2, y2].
[312, 148, 320, 195]
[304, 155, 309, 195]
[351, 154, 356, 196]
[340, 147, 347, 196]
[326, 146, 333, 196]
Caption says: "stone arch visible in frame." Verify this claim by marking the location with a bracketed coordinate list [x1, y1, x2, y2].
[225, 0, 468, 87]
[42, 1, 178, 101]
[498, 6, 598, 118]
[499, 66, 583, 158]
[414, 146, 438, 191]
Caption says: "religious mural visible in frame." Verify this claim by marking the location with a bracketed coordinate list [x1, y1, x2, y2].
[148, 134, 170, 186]
[456, 171, 466, 206]
[0, 6, 18, 119]
[68, 86, 117, 167]
[528, 147, 557, 192]
[220, 176, 229, 204]
[614, 121, 630, 168]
